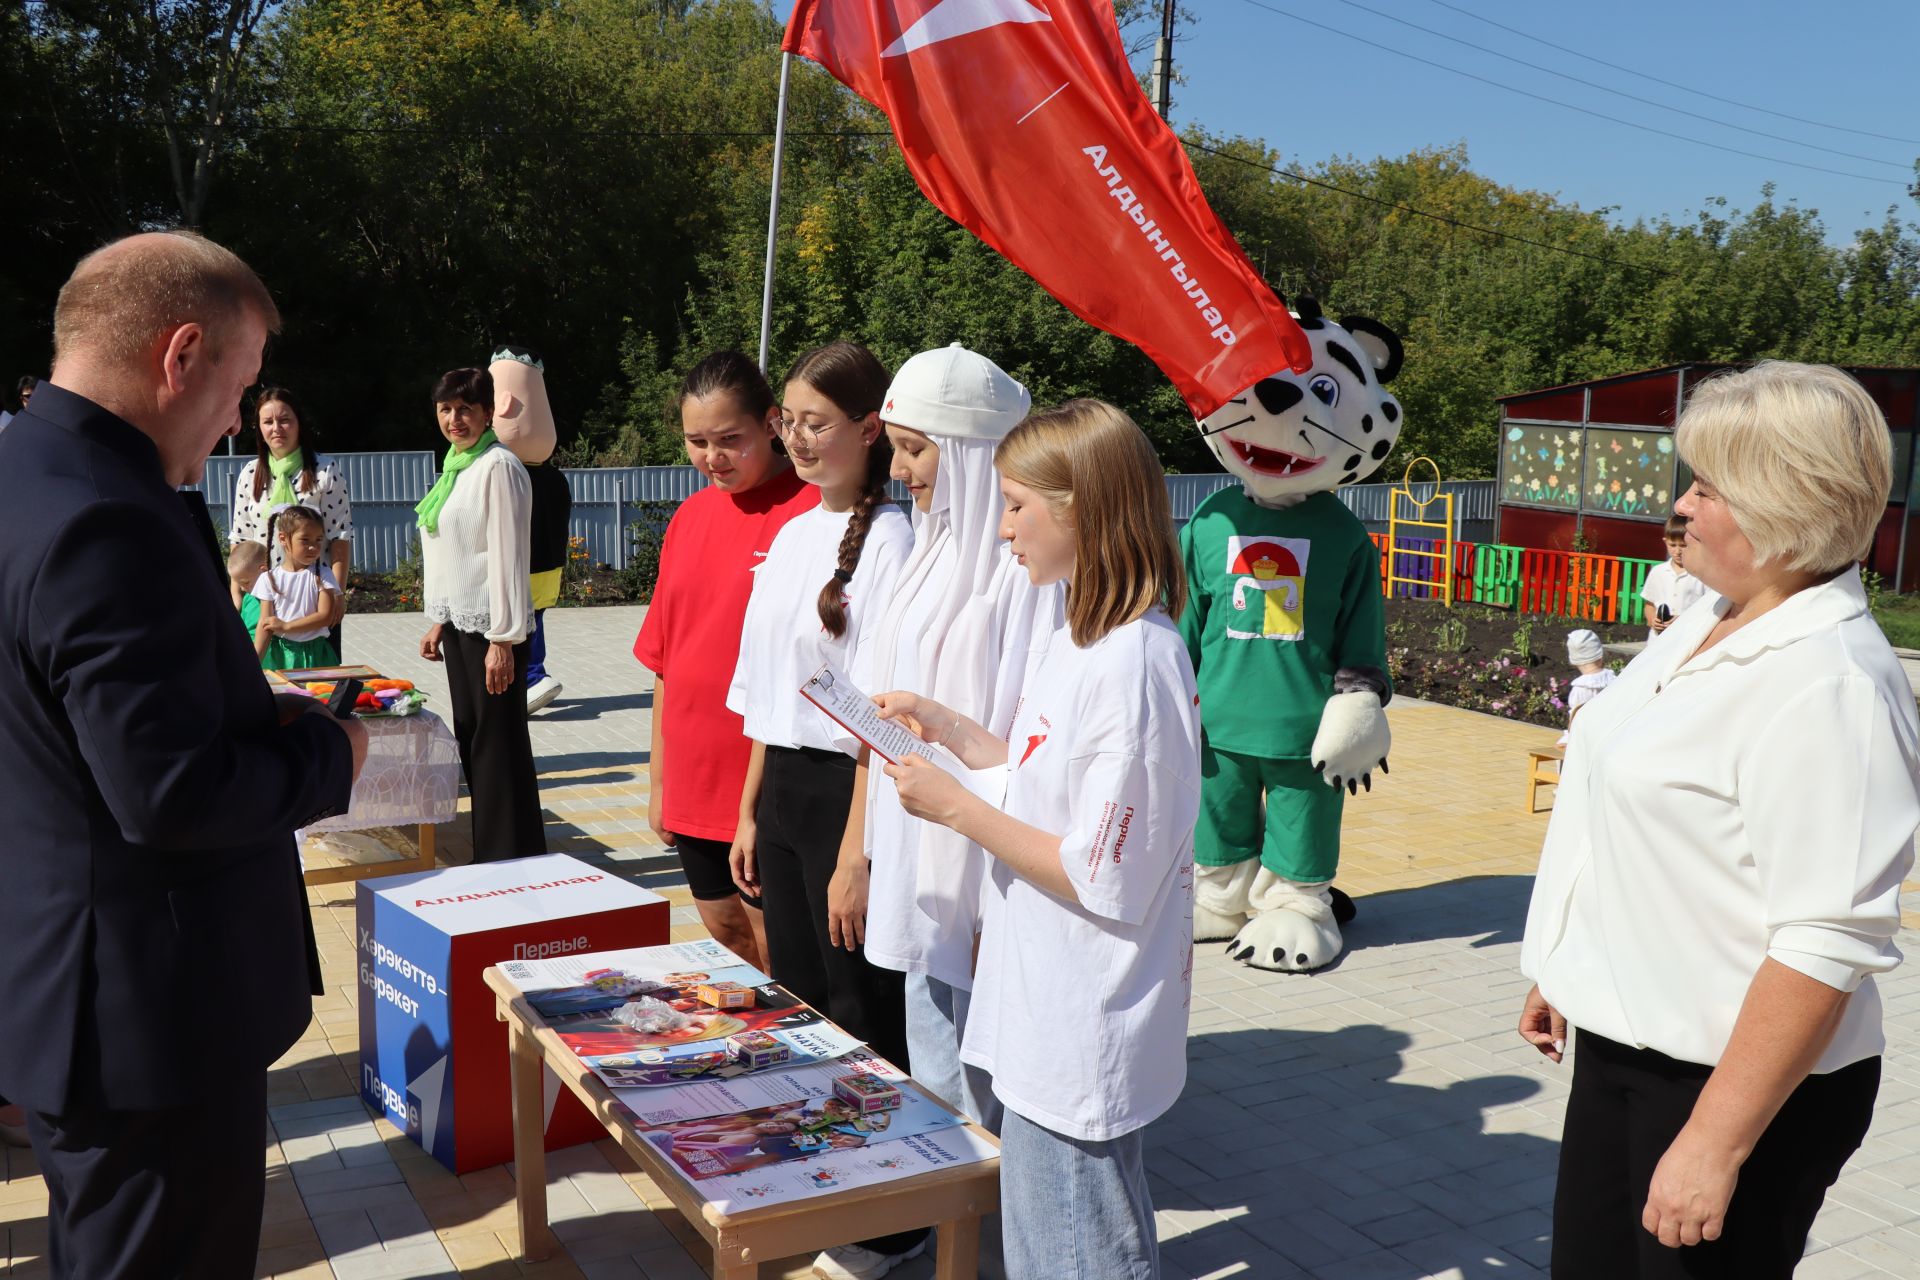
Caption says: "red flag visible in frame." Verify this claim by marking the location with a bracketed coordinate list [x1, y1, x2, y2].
[783, 0, 1312, 419]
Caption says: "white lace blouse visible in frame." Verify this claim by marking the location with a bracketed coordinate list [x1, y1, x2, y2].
[420, 444, 534, 644]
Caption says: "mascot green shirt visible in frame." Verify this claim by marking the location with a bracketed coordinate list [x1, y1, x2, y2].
[1178, 487, 1387, 758]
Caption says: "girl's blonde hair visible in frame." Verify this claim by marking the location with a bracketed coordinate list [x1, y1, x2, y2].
[994, 399, 1186, 647]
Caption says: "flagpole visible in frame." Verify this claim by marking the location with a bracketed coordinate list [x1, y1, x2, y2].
[756, 50, 794, 374]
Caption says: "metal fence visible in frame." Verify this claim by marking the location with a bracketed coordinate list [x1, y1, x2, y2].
[184, 454, 1496, 574]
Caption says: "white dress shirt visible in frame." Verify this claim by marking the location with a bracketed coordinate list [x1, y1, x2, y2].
[1522, 567, 1920, 1071]
[420, 445, 534, 644]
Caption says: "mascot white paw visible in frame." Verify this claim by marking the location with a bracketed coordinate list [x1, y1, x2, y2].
[1194, 859, 1256, 941]
[1311, 689, 1391, 795]
[1227, 872, 1343, 973]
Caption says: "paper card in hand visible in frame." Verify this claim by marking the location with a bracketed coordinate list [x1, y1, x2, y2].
[800, 663, 964, 773]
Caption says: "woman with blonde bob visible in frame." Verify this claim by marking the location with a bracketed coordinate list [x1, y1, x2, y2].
[881, 399, 1201, 1279]
[1519, 361, 1920, 1278]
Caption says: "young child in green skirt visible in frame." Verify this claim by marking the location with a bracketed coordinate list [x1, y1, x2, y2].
[228, 539, 269, 642]
[253, 505, 343, 669]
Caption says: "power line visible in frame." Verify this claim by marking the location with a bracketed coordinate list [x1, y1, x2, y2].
[3, 113, 891, 141]
[1423, 0, 1920, 148]
[1181, 138, 1674, 278]
[1327, 0, 1908, 170]
[1229, 0, 1907, 188]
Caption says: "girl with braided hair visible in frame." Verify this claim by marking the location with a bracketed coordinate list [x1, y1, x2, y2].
[726, 342, 914, 1048]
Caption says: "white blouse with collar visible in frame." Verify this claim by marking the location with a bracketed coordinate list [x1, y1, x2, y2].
[1521, 567, 1920, 1072]
[419, 444, 534, 644]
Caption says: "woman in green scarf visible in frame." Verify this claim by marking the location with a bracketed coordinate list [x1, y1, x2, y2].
[416, 367, 546, 862]
[230, 388, 354, 648]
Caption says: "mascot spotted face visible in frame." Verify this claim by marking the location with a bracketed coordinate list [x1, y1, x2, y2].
[1179, 299, 1404, 973]
[1199, 297, 1405, 503]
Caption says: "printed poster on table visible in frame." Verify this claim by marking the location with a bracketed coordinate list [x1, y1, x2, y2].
[581, 1020, 864, 1091]
[629, 1054, 965, 1182]
[497, 939, 834, 1058]
[700, 1125, 999, 1213]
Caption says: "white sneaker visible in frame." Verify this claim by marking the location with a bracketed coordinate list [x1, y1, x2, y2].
[526, 675, 563, 713]
[811, 1239, 928, 1279]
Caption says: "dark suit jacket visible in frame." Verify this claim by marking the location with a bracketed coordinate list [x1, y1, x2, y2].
[0, 384, 353, 1114]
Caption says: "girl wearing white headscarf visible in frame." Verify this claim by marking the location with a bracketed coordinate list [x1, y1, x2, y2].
[830, 344, 1061, 1132]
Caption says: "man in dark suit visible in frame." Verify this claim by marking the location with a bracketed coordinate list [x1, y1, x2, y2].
[0, 230, 368, 1278]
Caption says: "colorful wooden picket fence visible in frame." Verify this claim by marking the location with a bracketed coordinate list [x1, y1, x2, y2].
[1370, 532, 1660, 626]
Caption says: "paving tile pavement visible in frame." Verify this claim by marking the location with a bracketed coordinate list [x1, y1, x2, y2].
[4, 603, 1919, 1278]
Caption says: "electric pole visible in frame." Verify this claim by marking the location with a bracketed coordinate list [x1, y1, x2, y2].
[1150, 0, 1175, 119]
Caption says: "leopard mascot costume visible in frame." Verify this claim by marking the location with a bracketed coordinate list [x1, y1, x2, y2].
[1181, 297, 1405, 972]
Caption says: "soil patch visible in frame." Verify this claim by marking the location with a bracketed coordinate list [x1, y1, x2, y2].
[1385, 598, 1643, 729]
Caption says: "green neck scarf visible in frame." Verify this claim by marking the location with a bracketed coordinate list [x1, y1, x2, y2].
[266, 448, 304, 508]
[415, 430, 497, 535]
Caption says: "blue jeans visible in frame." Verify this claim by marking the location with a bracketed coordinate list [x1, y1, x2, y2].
[905, 973, 1002, 1131]
[526, 608, 548, 684]
[999, 1108, 1159, 1280]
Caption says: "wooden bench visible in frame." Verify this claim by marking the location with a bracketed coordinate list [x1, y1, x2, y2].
[1526, 745, 1565, 813]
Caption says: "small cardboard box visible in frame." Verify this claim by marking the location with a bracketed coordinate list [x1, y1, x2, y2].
[726, 1030, 791, 1070]
[832, 1072, 903, 1116]
[696, 980, 755, 1009]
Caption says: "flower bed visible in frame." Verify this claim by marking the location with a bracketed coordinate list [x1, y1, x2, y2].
[1384, 598, 1643, 729]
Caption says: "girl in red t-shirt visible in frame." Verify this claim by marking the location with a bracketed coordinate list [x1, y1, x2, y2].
[635, 352, 818, 969]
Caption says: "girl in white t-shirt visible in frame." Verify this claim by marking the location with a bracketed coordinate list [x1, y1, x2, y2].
[725, 342, 921, 1277]
[882, 399, 1200, 1280]
[253, 504, 344, 670]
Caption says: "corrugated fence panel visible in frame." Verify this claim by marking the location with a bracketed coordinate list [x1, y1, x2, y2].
[186, 456, 1495, 574]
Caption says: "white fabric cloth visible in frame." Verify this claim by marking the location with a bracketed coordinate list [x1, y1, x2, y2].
[230, 454, 353, 564]
[727, 503, 912, 753]
[1522, 567, 1920, 1071]
[306, 709, 462, 833]
[420, 444, 534, 643]
[862, 430, 1061, 987]
[1641, 560, 1710, 638]
[251, 565, 342, 642]
[962, 609, 1201, 1141]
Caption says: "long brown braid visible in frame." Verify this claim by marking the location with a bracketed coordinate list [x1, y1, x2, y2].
[784, 341, 893, 639]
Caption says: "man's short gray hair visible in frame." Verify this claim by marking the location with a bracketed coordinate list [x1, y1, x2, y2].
[53, 229, 281, 366]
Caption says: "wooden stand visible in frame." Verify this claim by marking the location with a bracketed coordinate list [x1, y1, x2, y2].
[1526, 746, 1564, 813]
[301, 821, 437, 887]
[485, 967, 999, 1279]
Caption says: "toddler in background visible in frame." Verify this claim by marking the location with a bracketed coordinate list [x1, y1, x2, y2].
[1558, 628, 1617, 747]
[1640, 513, 1708, 637]
[228, 539, 270, 640]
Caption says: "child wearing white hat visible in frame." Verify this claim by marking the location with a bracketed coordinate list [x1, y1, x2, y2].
[1559, 628, 1617, 746]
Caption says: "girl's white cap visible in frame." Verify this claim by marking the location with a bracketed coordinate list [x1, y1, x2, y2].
[880, 342, 1030, 441]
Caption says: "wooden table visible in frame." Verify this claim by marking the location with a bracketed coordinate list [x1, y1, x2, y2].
[484, 967, 1000, 1279]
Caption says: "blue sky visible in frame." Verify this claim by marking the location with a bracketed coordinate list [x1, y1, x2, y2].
[1168, 0, 1918, 243]
[777, 0, 1919, 245]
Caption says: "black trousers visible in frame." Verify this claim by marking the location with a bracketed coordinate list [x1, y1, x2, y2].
[1553, 1030, 1879, 1279]
[442, 626, 546, 861]
[27, 1071, 269, 1279]
[755, 745, 924, 1259]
